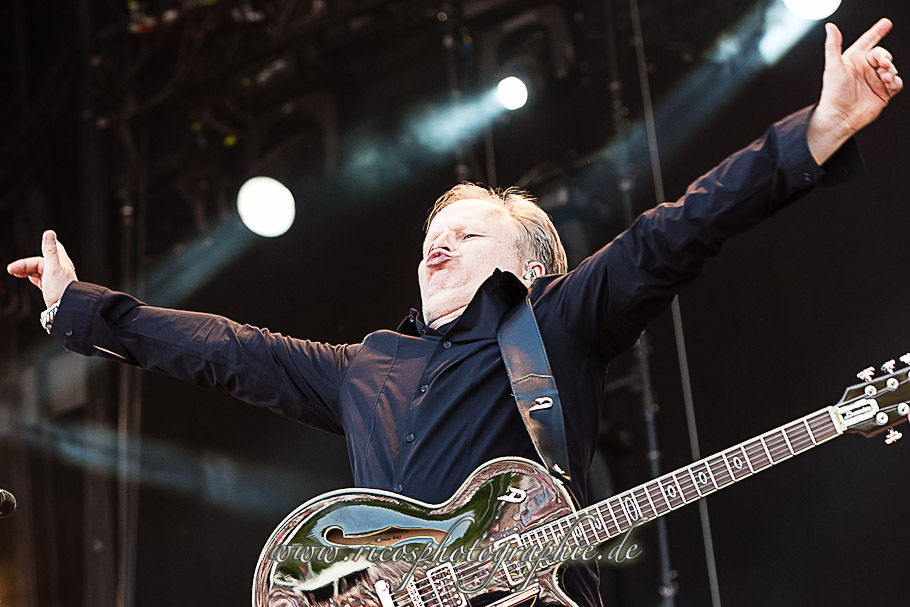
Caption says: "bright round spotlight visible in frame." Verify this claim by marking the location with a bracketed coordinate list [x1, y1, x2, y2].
[237, 176, 296, 238]
[781, 0, 841, 20]
[496, 76, 528, 111]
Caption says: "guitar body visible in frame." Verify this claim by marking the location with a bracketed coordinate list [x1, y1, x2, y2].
[253, 457, 579, 607]
[253, 365, 910, 607]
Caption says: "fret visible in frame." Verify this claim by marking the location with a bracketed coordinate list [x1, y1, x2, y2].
[658, 476, 683, 509]
[596, 504, 617, 538]
[707, 456, 733, 487]
[689, 462, 716, 493]
[687, 467, 704, 497]
[739, 445, 756, 473]
[554, 519, 568, 542]
[785, 423, 812, 452]
[570, 516, 588, 546]
[657, 479, 673, 511]
[618, 494, 636, 523]
[542, 525, 556, 545]
[724, 448, 750, 480]
[575, 516, 594, 546]
[802, 419, 818, 445]
[607, 499, 628, 531]
[764, 432, 790, 463]
[643, 483, 661, 517]
[672, 474, 689, 503]
[604, 500, 620, 533]
[633, 488, 656, 518]
[588, 517, 599, 544]
[593, 507, 608, 538]
[719, 452, 737, 483]
[758, 436, 775, 464]
[675, 471, 698, 502]
[744, 441, 771, 469]
[810, 411, 839, 441]
[781, 427, 796, 455]
[652, 480, 672, 512]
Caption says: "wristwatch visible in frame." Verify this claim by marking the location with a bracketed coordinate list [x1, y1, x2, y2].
[40, 300, 60, 334]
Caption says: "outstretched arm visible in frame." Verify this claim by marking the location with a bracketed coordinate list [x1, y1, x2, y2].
[808, 18, 903, 164]
[7, 231, 352, 433]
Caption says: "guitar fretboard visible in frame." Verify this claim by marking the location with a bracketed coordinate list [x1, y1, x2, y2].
[520, 406, 842, 551]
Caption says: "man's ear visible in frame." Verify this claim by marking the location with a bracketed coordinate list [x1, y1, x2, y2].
[523, 261, 545, 281]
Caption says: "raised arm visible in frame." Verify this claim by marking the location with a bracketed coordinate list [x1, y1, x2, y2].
[535, 19, 900, 360]
[807, 19, 902, 164]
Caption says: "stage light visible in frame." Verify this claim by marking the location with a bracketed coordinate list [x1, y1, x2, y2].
[781, 0, 841, 20]
[237, 176, 296, 237]
[497, 76, 529, 110]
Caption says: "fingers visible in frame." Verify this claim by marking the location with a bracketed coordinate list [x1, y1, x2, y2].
[867, 46, 903, 96]
[845, 17, 893, 54]
[824, 22, 844, 68]
[869, 46, 894, 69]
[42, 230, 60, 270]
[7, 256, 44, 278]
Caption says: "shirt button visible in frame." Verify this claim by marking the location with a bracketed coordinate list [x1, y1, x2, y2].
[420, 329, 426, 335]
[420, 384, 428, 393]
[64, 328, 73, 336]
[442, 340, 452, 349]
[405, 433, 415, 442]
[394, 484, 403, 493]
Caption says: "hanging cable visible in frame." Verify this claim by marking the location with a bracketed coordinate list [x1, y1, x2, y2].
[602, 0, 676, 604]
[626, 0, 723, 605]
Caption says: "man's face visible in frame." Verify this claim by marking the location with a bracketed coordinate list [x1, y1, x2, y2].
[419, 198, 526, 327]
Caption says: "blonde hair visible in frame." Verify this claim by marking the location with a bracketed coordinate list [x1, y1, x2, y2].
[426, 183, 568, 275]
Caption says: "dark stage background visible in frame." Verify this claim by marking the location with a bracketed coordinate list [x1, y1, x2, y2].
[1, 1, 908, 606]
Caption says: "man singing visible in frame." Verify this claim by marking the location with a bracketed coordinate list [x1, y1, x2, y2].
[6, 19, 903, 607]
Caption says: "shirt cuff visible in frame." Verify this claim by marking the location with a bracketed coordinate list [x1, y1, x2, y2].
[50, 281, 106, 355]
[775, 105, 865, 191]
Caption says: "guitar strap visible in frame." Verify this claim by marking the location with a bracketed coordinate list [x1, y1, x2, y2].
[497, 296, 573, 491]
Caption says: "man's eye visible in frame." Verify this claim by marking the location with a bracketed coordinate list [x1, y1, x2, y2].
[463, 233, 478, 239]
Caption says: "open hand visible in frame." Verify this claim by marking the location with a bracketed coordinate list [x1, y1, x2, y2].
[6, 230, 78, 308]
[809, 18, 903, 163]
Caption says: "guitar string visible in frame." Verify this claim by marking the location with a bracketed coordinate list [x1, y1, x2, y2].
[326, 380, 902, 604]
[402, 416, 831, 598]
[398, 407, 846, 601]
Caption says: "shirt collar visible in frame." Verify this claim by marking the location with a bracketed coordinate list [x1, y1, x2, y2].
[397, 269, 529, 338]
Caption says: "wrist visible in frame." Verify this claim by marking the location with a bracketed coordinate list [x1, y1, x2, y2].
[807, 104, 856, 165]
[40, 300, 61, 334]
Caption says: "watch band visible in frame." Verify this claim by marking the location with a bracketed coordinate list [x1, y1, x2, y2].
[40, 300, 60, 334]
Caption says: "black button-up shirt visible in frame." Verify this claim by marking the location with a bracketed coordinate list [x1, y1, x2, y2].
[52, 106, 858, 606]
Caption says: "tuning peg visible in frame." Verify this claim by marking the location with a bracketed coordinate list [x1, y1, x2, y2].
[900, 354, 910, 366]
[885, 428, 903, 445]
[857, 367, 876, 382]
[882, 360, 897, 374]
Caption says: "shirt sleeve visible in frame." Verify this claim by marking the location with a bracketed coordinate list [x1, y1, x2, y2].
[534, 105, 864, 360]
[51, 281, 355, 434]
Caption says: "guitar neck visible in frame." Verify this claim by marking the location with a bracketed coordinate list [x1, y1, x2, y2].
[522, 406, 844, 549]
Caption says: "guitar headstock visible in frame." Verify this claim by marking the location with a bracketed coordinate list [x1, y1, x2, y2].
[835, 355, 910, 441]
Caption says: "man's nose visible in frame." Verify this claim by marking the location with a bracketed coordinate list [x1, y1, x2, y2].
[429, 232, 453, 251]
